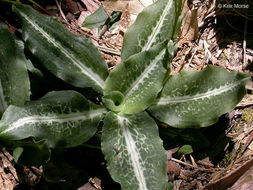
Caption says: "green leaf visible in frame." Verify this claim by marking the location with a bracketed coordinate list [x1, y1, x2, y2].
[121, 0, 182, 61]
[104, 41, 176, 114]
[25, 58, 44, 78]
[15, 38, 44, 78]
[13, 147, 23, 162]
[168, 182, 174, 190]
[0, 23, 30, 115]
[177, 145, 193, 156]
[13, 4, 108, 94]
[82, 5, 109, 29]
[13, 140, 51, 166]
[149, 65, 250, 128]
[101, 111, 168, 190]
[0, 90, 107, 148]
[102, 91, 125, 112]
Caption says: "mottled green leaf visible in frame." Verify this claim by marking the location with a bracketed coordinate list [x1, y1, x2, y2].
[104, 41, 176, 114]
[121, 0, 182, 61]
[149, 66, 250, 128]
[83, 5, 109, 29]
[101, 111, 168, 190]
[0, 23, 30, 115]
[0, 91, 107, 148]
[13, 4, 108, 94]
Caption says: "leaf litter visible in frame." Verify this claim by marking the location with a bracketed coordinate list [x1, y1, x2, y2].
[0, 0, 252, 189]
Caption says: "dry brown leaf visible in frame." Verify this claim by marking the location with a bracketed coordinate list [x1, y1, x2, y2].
[203, 157, 253, 190]
[178, 0, 199, 47]
[166, 147, 179, 160]
[119, 4, 130, 31]
[167, 161, 181, 176]
[81, 0, 100, 13]
[76, 11, 90, 27]
[229, 164, 253, 190]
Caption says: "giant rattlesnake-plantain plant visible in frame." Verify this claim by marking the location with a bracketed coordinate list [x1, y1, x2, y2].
[0, 0, 250, 189]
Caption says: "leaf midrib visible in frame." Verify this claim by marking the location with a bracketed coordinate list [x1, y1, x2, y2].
[18, 10, 105, 89]
[1, 108, 106, 134]
[141, 0, 172, 51]
[117, 115, 148, 190]
[158, 79, 247, 104]
[124, 49, 166, 98]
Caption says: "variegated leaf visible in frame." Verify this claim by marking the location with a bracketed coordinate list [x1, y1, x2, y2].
[121, 0, 182, 61]
[0, 23, 30, 115]
[101, 111, 168, 190]
[13, 4, 108, 94]
[0, 91, 107, 148]
[104, 41, 176, 114]
[149, 66, 250, 128]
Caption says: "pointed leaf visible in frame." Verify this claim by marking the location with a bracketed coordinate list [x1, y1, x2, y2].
[13, 140, 51, 166]
[0, 23, 30, 115]
[83, 5, 109, 29]
[101, 111, 168, 190]
[13, 4, 108, 94]
[104, 41, 176, 114]
[25, 58, 44, 78]
[149, 66, 250, 128]
[177, 145, 193, 156]
[121, 0, 182, 61]
[15, 38, 44, 78]
[0, 91, 107, 148]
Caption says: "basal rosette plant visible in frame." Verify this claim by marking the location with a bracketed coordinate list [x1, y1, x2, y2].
[0, 0, 250, 189]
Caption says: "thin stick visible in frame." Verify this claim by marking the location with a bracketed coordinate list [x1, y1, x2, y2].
[96, 44, 121, 55]
[171, 158, 213, 172]
[55, 0, 68, 22]
[189, 154, 197, 167]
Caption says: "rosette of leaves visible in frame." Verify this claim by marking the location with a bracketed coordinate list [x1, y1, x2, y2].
[0, 0, 250, 189]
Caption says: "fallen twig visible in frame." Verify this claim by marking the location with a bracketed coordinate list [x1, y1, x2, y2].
[171, 157, 214, 172]
[55, 0, 68, 23]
